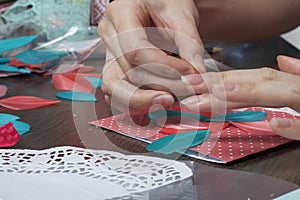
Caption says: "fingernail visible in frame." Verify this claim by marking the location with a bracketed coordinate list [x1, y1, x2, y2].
[181, 96, 202, 106]
[270, 118, 291, 128]
[153, 95, 174, 105]
[181, 74, 204, 86]
[213, 82, 236, 92]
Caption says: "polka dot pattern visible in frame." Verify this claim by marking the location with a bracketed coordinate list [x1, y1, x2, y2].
[90, 107, 298, 163]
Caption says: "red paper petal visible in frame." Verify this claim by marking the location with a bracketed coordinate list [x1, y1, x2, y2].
[73, 65, 96, 73]
[230, 121, 273, 134]
[0, 96, 61, 110]
[0, 122, 20, 147]
[0, 85, 8, 97]
[74, 73, 103, 78]
[52, 73, 93, 93]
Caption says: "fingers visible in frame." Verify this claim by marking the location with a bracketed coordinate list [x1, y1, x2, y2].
[102, 50, 175, 114]
[181, 93, 250, 112]
[277, 55, 300, 76]
[270, 118, 300, 140]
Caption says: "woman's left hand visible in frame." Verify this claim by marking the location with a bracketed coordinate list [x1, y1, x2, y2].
[181, 55, 300, 140]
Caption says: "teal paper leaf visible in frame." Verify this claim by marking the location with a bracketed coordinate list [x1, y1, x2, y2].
[209, 111, 267, 122]
[84, 77, 102, 88]
[0, 114, 20, 121]
[12, 121, 31, 136]
[0, 57, 9, 64]
[0, 35, 38, 54]
[0, 64, 31, 74]
[15, 50, 68, 65]
[146, 130, 210, 154]
[56, 91, 97, 102]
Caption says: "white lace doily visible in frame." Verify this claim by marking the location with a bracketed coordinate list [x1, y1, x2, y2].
[0, 146, 192, 199]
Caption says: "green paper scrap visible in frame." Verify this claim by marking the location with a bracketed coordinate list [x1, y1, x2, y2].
[0, 35, 38, 54]
[209, 111, 267, 122]
[0, 113, 20, 121]
[56, 91, 97, 102]
[146, 130, 210, 154]
[84, 77, 102, 88]
[0, 64, 31, 74]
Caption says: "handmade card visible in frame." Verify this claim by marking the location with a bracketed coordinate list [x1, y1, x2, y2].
[90, 105, 300, 163]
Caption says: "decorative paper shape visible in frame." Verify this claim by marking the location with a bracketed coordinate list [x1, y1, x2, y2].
[0, 122, 20, 147]
[0, 146, 192, 199]
[0, 57, 9, 64]
[90, 107, 299, 163]
[56, 91, 97, 102]
[52, 73, 93, 92]
[0, 113, 30, 135]
[84, 76, 102, 88]
[146, 130, 210, 154]
[15, 50, 67, 65]
[0, 35, 38, 54]
[0, 64, 31, 74]
[275, 188, 300, 200]
[0, 96, 60, 110]
[0, 85, 8, 97]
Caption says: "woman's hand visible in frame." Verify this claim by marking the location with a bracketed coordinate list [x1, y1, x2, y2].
[181, 56, 300, 140]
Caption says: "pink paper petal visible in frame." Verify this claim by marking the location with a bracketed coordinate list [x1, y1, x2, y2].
[0, 85, 8, 97]
[0, 122, 20, 147]
[52, 73, 93, 93]
[230, 121, 273, 134]
[74, 73, 102, 78]
[0, 96, 61, 110]
[74, 66, 96, 73]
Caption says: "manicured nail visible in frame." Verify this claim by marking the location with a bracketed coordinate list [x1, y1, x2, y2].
[213, 82, 236, 92]
[153, 95, 174, 105]
[181, 74, 204, 86]
[181, 96, 202, 106]
[270, 118, 291, 128]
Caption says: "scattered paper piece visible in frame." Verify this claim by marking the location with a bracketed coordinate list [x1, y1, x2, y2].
[84, 77, 102, 88]
[146, 130, 210, 154]
[52, 73, 93, 93]
[56, 91, 97, 102]
[0, 96, 61, 110]
[0, 122, 20, 147]
[0, 85, 8, 97]
[0, 35, 38, 54]
[0, 113, 30, 135]
[0, 64, 31, 74]
[0, 57, 9, 64]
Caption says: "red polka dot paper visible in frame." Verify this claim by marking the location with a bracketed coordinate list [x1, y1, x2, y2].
[89, 107, 299, 163]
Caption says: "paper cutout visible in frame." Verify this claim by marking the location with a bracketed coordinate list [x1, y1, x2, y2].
[0, 113, 30, 136]
[15, 50, 67, 65]
[0, 122, 20, 147]
[275, 188, 300, 200]
[56, 91, 97, 102]
[0, 85, 7, 98]
[90, 107, 298, 163]
[0, 35, 38, 54]
[0, 96, 60, 110]
[84, 77, 102, 88]
[52, 73, 93, 92]
[146, 130, 210, 154]
[0, 64, 31, 74]
[149, 110, 267, 123]
[0, 57, 9, 63]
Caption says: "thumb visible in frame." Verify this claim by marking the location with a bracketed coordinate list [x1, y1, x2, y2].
[277, 55, 300, 76]
[270, 118, 300, 140]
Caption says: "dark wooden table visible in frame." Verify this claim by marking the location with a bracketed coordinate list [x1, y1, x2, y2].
[1, 36, 299, 199]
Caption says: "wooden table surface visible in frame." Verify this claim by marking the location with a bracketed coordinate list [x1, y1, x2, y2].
[0, 37, 299, 197]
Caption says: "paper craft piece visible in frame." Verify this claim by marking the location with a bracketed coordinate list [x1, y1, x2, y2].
[0, 35, 38, 54]
[0, 113, 30, 136]
[0, 96, 60, 110]
[15, 50, 67, 65]
[0, 64, 31, 74]
[0, 146, 192, 199]
[90, 106, 299, 163]
[0, 57, 9, 63]
[146, 130, 210, 154]
[84, 76, 102, 88]
[52, 73, 93, 93]
[56, 91, 97, 102]
[0, 122, 20, 147]
[0, 85, 7, 98]
[275, 188, 300, 200]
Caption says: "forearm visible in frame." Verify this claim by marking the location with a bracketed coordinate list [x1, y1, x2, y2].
[195, 0, 300, 42]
